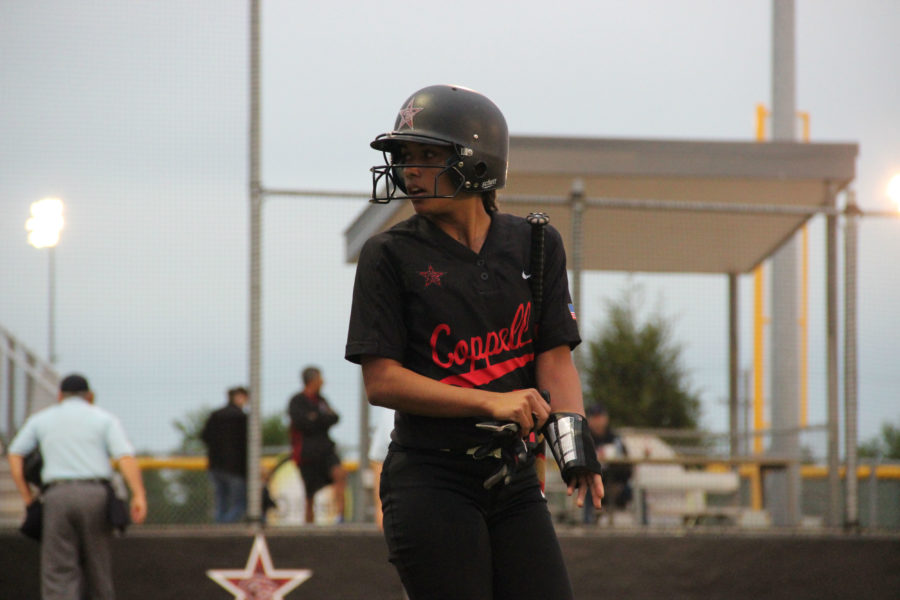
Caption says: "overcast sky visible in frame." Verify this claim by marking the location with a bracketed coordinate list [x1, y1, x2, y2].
[1, 0, 898, 456]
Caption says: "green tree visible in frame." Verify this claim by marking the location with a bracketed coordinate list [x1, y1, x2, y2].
[172, 406, 211, 455]
[859, 421, 900, 460]
[261, 413, 289, 448]
[584, 289, 701, 429]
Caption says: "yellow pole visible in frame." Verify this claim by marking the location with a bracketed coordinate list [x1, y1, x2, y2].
[752, 104, 769, 465]
[753, 266, 765, 457]
[755, 104, 769, 140]
[797, 111, 810, 143]
[750, 464, 764, 513]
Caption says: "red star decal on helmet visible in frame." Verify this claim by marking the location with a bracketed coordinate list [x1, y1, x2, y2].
[418, 264, 445, 287]
[397, 98, 424, 129]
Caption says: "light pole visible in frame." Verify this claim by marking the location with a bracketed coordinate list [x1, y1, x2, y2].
[843, 190, 860, 529]
[25, 197, 65, 365]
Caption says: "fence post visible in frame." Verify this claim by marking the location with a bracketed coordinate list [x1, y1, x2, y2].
[867, 454, 880, 528]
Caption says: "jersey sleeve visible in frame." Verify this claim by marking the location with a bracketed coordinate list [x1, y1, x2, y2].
[345, 235, 408, 364]
[534, 224, 581, 353]
[104, 413, 136, 458]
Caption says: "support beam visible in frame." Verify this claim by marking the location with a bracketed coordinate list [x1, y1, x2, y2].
[825, 185, 841, 527]
[843, 191, 860, 529]
[355, 373, 369, 523]
[48, 247, 57, 365]
[246, 0, 263, 525]
[728, 273, 739, 457]
[5, 337, 15, 441]
[768, 0, 801, 528]
[771, 0, 796, 142]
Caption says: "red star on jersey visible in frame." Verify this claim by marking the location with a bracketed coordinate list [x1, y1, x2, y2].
[418, 264, 446, 287]
[397, 98, 424, 129]
[207, 534, 312, 600]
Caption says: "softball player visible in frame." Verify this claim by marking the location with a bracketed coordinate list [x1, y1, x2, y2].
[346, 84, 604, 600]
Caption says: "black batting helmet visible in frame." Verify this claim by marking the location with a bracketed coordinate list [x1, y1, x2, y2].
[369, 84, 509, 203]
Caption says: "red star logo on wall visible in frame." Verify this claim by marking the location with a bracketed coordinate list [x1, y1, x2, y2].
[207, 535, 312, 600]
[418, 264, 445, 287]
[397, 98, 423, 129]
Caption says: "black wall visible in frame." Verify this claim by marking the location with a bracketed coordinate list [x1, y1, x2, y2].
[2, 529, 898, 599]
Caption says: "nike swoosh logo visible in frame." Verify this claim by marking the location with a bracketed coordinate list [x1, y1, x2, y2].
[522, 271, 532, 280]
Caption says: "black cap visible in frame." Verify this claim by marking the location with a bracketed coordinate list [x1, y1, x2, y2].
[60, 374, 90, 393]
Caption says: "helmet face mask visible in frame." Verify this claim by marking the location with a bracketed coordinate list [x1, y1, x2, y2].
[369, 85, 509, 204]
[370, 149, 467, 204]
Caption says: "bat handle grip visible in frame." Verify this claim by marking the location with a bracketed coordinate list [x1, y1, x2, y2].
[526, 212, 549, 327]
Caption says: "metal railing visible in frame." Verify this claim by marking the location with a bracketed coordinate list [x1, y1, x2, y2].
[545, 454, 900, 531]
[0, 326, 59, 526]
[0, 325, 58, 450]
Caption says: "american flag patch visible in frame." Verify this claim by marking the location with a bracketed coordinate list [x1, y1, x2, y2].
[568, 303, 577, 320]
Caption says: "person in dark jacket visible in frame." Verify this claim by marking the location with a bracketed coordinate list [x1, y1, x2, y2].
[583, 403, 633, 524]
[288, 367, 347, 523]
[201, 386, 248, 523]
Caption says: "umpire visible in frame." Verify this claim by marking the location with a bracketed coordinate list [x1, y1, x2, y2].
[7, 373, 147, 600]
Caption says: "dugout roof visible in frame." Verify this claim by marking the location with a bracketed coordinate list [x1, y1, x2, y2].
[344, 136, 858, 274]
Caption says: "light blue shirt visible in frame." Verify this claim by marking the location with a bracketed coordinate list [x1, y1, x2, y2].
[9, 396, 135, 482]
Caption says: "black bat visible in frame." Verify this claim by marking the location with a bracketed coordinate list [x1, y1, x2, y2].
[526, 212, 551, 485]
[476, 212, 553, 490]
[525, 211, 550, 330]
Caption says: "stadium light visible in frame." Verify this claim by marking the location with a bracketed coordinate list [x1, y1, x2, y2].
[887, 174, 900, 210]
[26, 197, 65, 249]
[25, 197, 65, 364]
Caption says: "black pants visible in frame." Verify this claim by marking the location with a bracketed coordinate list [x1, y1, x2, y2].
[380, 446, 573, 600]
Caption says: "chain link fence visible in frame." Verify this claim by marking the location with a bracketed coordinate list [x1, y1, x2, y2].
[132, 427, 899, 531]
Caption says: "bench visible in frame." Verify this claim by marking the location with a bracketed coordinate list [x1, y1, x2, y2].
[632, 465, 741, 526]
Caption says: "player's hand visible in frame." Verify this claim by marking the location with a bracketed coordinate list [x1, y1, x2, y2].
[130, 493, 148, 524]
[568, 471, 604, 509]
[489, 389, 551, 436]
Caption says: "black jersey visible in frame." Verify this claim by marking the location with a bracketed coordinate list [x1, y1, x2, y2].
[345, 211, 580, 451]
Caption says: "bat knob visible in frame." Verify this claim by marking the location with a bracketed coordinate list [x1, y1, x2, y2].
[526, 212, 550, 226]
